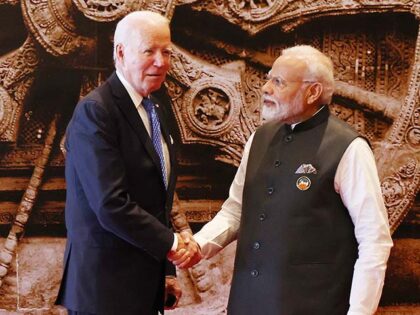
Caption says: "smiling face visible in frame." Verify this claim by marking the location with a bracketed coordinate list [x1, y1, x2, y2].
[261, 55, 323, 124]
[115, 18, 172, 97]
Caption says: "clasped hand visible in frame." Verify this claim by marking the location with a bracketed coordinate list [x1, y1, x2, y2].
[167, 230, 202, 268]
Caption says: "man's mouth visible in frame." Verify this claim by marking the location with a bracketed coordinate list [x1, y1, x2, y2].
[263, 98, 277, 107]
[147, 73, 164, 77]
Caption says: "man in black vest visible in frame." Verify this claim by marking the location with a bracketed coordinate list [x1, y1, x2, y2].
[193, 45, 393, 315]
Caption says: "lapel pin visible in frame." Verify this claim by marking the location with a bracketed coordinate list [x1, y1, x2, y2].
[296, 176, 311, 191]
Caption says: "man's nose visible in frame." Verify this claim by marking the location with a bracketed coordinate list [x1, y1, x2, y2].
[153, 51, 167, 67]
[262, 81, 272, 95]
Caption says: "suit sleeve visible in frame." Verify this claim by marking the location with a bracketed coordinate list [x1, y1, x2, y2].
[67, 99, 174, 261]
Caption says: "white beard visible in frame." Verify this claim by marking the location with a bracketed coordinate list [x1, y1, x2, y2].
[261, 98, 288, 123]
[261, 93, 304, 124]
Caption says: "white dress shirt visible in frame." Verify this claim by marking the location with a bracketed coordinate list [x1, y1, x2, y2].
[116, 71, 178, 251]
[195, 129, 393, 315]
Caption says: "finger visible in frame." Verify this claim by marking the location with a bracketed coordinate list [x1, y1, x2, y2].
[173, 253, 191, 268]
[171, 248, 189, 263]
[180, 231, 191, 245]
[187, 243, 199, 255]
[177, 256, 192, 269]
[168, 248, 186, 261]
[179, 254, 202, 269]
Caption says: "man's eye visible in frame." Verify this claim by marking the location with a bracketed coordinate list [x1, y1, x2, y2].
[162, 50, 172, 57]
[273, 78, 282, 86]
[143, 49, 153, 55]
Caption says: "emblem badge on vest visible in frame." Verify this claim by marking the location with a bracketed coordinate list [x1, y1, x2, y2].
[296, 176, 311, 191]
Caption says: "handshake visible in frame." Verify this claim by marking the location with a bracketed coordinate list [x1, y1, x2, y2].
[167, 230, 202, 269]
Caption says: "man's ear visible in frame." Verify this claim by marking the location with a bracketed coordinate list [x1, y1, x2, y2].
[307, 82, 323, 104]
[115, 44, 124, 62]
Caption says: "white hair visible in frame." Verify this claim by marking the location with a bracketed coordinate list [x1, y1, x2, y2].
[113, 11, 170, 63]
[281, 45, 335, 104]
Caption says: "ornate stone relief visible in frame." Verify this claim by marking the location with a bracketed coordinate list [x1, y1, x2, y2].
[21, 0, 95, 57]
[190, 0, 417, 34]
[72, 0, 141, 22]
[375, 25, 420, 232]
[168, 47, 254, 165]
[0, 0, 19, 4]
[0, 0, 416, 230]
[72, 0, 177, 21]
[0, 37, 39, 142]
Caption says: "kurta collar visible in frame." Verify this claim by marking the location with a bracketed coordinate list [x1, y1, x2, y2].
[287, 105, 329, 133]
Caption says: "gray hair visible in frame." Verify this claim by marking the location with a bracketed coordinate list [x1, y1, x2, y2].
[281, 45, 335, 104]
[113, 11, 170, 63]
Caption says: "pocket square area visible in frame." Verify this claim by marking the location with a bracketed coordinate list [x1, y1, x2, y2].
[295, 163, 317, 174]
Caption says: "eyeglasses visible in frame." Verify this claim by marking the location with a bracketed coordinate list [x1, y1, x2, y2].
[265, 73, 317, 89]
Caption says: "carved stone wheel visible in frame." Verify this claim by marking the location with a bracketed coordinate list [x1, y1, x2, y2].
[0, 0, 414, 233]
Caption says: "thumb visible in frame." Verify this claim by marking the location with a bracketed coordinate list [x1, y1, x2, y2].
[180, 231, 192, 245]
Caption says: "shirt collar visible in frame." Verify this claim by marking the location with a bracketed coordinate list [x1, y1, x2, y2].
[116, 70, 144, 110]
[290, 105, 326, 130]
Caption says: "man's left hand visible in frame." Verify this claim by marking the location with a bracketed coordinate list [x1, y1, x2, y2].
[164, 276, 182, 310]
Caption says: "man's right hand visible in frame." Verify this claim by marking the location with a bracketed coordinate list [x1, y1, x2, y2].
[176, 230, 202, 268]
[167, 233, 189, 263]
[167, 232, 202, 268]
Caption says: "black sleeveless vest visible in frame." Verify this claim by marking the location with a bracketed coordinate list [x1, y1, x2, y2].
[228, 107, 359, 315]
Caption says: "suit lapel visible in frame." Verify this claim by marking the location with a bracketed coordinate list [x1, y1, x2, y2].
[108, 73, 164, 180]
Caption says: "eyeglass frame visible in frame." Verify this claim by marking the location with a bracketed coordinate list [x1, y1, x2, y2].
[265, 72, 318, 89]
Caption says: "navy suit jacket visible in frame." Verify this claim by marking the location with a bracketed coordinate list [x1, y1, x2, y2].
[56, 72, 177, 315]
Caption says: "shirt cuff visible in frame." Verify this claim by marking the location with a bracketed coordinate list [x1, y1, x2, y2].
[171, 233, 178, 252]
[194, 234, 224, 258]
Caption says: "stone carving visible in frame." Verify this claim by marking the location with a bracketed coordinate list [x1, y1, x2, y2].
[72, 0, 177, 21]
[383, 177, 405, 208]
[227, 0, 288, 22]
[72, 0, 140, 21]
[0, 37, 39, 142]
[191, 0, 416, 34]
[192, 87, 230, 129]
[0, 117, 58, 288]
[21, 0, 95, 57]
[141, 0, 177, 19]
[167, 49, 252, 164]
[0, 0, 19, 4]
[382, 158, 419, 230]
[0, 0, 413, 228]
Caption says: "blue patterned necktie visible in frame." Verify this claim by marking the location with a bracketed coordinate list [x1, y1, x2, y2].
[142, 97, 167, 188]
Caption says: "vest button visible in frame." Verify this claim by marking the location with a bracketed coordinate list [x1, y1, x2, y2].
[284, 135, 293, 142]
[259, 213, 266, 221]
[253, 242, 260, 250]
[250, 269, 259, 277]
[274, 160, 281, 167]
[267, 187, 274, 195]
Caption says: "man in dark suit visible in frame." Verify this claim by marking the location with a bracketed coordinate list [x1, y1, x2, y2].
[56, 11, 199, 315]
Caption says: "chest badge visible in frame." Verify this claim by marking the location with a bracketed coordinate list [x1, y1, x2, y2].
[296, 176, 311, 191]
